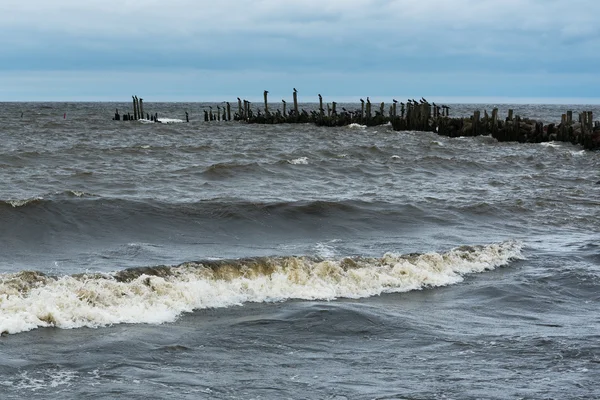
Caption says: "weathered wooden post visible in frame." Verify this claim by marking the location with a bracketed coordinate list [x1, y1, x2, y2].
[226, 102, 231, 121]
[139, 98, 144, 120]
[263, 90, 269, 115]
[332, 101, 337, 116]
[279, 100, 286, 118]
[567, 110, 573, 124]
[473, 111, 480, 136]
[392, 100, 397, 118]
[217, 105, 221, 121]
[135, 96, 141, 120]
[318, 94, 324, 118]
[185, 111, 189, 123]
[366, 97, 372, 121]
[293, 88, 299, 116]
[380, 102, 385, 118]
[492, 108, 498, 138]
[327, 103, 331, 118]
[358, 99, 363, 120]
[237, 98, 243, 119]
[132, 96, 138, 120]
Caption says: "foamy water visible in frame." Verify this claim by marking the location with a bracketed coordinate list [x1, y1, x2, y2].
[0, 241, 522, 335]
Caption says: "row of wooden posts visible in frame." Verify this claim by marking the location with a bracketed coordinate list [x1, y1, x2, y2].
[114, 90, 600, 150]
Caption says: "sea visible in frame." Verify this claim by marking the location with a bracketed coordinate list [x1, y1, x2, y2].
[0, 102, 599, 399]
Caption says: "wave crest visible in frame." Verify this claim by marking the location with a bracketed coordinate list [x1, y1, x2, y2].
[0, 240, 523, 335]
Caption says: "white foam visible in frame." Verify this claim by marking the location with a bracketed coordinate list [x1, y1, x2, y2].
[6, 197, 42, 207]
[540, 141, 561, 148]
[313, 241, 340, 258]
[0, 241, 523, 335]
[289, 157, 308, 165]
[10, 369, 77, 392]
[347, 123, 367, 129]
[157, 118, 184, 124]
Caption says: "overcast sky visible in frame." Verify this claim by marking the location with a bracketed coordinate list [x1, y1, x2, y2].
[1, 0, 599, 102]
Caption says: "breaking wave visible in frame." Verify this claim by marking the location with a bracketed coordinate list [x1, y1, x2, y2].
[0, 241, 523, 335]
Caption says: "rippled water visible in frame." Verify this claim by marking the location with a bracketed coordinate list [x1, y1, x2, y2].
[1, 102, 599, 399]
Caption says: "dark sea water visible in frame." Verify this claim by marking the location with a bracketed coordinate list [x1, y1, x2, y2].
[0, 102, 599, 399]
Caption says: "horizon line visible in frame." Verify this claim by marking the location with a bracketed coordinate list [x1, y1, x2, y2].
[2, 96, 600, 105]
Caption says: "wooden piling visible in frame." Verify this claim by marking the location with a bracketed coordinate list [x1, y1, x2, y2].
[318, 94, 324, 117]
[491, 108, 498, 138]
[473, 111, 480, 136]
[263, 90, 269, 115]
[360, 99, 365, 121]
[293, 88, 299, 116]
[135, 96, 141, 120]
[132, 96, 138, 120]
[139, 98, 144, 120]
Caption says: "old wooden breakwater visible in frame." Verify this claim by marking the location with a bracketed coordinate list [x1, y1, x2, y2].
[115, 91, 600, 150]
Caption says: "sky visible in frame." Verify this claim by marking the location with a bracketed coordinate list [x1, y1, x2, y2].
[1, 0, 599, 102]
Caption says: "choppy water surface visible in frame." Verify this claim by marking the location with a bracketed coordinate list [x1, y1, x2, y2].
[0, 102, 599, 399]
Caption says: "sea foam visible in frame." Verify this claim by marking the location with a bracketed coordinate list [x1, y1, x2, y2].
[0, 240, 523, 335]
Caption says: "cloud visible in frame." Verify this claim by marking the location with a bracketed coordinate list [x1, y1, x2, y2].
[1, 0, 599, 99]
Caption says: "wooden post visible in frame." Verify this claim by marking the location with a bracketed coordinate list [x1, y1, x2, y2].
[567, 110, 573, 123]
[293, 88, 298, 116]
[473, 111, 480, 136]
[135, 96, 141, 120]
[263, 90, 269, 115]
[392, 102, 397, 118]
[507, 109, 513, 121]
[360, 99, 365, 120]
[327, 103, 331, 118]
[237, 98, 243, 119]
[139, 98, 144, 120]
[380, 102, 385, 117]
[226, 102, 231, 121]
[332, 101, 337, 115]
[282, 100, 287, 117]
[318, 94, 324, 117]
[492, 108, 498, 137]
[366, 97, 372, 121]
[132, 96, 138, 120]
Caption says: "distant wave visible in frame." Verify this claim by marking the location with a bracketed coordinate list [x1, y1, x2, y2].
[0, 191, 98, 208]
[201, 161, 268, 179]
[0, 240, 523, 335]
